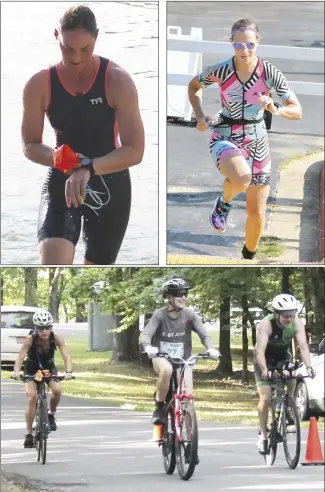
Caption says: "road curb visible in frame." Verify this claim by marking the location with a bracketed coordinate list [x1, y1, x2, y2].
[320, 165, 325, 262]
[266, 151, 324, 263]
[167, 254, 277, 265]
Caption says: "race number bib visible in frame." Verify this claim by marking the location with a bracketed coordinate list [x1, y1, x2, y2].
[160, 341, 184, 358]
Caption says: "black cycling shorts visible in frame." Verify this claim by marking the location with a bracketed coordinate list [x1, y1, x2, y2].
[253, 354, 291, 387]
[37, 168, 131, 264]
[24, 362, 57, 377]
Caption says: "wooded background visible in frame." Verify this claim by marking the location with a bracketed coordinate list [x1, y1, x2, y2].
[1, 267, 324, 381]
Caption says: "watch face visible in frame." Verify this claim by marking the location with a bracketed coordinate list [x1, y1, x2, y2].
[81, 158, 91, 166]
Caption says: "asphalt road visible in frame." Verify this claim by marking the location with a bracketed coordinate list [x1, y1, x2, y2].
[1, 379, 324, 492]
[167, 2, 324, 259]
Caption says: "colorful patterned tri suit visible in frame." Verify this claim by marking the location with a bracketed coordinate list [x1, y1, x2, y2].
[198, 57, 295, 185]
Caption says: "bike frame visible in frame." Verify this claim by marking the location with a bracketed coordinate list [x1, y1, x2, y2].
[160, 353, 208, 442]
[269, 371, 309, 432]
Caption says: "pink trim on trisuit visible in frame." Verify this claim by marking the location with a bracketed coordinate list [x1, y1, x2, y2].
[55, 56, 100, 96]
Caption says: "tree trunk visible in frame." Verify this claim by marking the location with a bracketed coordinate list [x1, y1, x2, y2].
[217, 294, 232, 375]
[62, 304, 69, 323]
[281, 268, 292, 294]
[48, 268, 65, 322]
[248, 311, 257, 346]
[111, 317, 140, 363]
[241, 295, 249, 384]
[306, 268, 325, 341]
[24, 269, 38, 306]
[75, 301, 87, 322]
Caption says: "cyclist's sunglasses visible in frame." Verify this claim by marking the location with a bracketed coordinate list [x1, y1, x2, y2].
[173, 290, 188, 298]
[232, 41, 257, 50]
[36, 325, 52, 331]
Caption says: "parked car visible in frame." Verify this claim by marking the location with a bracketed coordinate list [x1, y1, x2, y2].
[1, 305, 38, 368]
[295, 338, 325, 420]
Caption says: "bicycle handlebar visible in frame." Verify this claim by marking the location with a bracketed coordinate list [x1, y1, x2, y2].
[267, 372, 310, 382]
[11, 373, 76, 382]
[157, 351, 211, 365]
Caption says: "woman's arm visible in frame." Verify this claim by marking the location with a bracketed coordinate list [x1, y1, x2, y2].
[21, 71, 55, 167]
[92, 65, 144, 175]
[270, 63, 302, 120]
[276, 95, 302, 120]
[188, 76, 205, 121]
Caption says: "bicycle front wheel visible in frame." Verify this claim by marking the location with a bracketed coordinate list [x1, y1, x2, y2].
[162, 406, 176, 474]
[264, 402, 278, 466]
[282, 395, 301, 469]
[175, 401, 198, 481]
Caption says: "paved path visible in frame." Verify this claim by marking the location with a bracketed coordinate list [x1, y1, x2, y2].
[1, 380, 324, 491]
[167, 2, 324, 262]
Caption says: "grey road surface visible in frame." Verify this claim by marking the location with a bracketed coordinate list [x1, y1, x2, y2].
[167, 2, 324, 260]
[1, 380, 324, 492]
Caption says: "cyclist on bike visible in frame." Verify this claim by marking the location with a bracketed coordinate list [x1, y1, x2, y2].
[254, 294, 316, 455]
[12, 308, 73, 448]
[141, 277, 220, 425]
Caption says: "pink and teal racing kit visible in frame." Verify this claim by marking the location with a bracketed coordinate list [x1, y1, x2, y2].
[198, 57, 295, 185]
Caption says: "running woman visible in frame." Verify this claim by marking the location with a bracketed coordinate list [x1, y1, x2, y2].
[188, 18, 302, 260]
[22, 5, 144, 265]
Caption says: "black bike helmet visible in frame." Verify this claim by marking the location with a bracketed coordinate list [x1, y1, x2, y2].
[162, 277, 191, 297]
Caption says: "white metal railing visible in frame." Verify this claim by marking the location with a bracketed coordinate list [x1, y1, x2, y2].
[167, 27, 324, 121]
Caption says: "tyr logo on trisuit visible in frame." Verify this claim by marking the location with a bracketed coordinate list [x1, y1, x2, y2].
[90, 98, 103, 105]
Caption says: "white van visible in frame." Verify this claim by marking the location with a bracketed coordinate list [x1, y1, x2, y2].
[1, 305, 38, 367]
[295, 338, 325, 419]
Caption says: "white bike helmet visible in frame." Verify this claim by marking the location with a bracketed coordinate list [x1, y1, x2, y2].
[33, 308, 53, 327]
[271, 294, 298, 315]
[162, 277, 191, 297]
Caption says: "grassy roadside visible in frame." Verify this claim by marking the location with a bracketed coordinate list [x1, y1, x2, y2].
[2, 333, 323, 429]
[0, 475, 63, 492]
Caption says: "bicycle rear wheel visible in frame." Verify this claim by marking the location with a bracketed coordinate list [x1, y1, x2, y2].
[175, 401, 198, 481]
[282, 395, 301, 469]
[162, 405, 176, 474]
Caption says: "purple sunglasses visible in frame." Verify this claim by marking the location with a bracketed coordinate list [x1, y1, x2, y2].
[231, 27, 259, 50]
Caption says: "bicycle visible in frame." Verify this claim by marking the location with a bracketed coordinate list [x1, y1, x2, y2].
[263, 363, 310, 469]
[11, 370, 75, 464]
[153, 351, 211, 481]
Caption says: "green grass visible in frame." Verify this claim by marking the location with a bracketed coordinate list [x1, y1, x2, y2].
[256, 236, 284, 259]
[2, 335, 323, 428]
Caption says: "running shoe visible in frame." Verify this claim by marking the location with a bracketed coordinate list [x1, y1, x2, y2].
[209, 195, 232, 232]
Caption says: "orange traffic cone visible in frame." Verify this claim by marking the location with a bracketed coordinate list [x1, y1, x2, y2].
[152, 424, 163, 442]
[301, 417, 325, 466]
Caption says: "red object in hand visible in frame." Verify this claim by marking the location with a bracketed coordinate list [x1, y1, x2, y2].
[53, 144, 80, 173]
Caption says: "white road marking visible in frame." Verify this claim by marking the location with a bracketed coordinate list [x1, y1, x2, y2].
[223, 484, 324, 490]
[1, 419, 149, 430]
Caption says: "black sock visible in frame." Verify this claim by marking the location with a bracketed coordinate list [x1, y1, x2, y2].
[155, 400, 164, 408]
[242, 244, 257, 260]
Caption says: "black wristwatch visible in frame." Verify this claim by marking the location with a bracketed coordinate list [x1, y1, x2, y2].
[80, 158, 95, 178]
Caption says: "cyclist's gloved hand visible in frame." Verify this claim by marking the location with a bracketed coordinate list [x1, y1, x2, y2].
[207, 348, 220, 360]
[144, 346, 159, 358]
[65, 372, 73, 380]
[306, 366, 316, 379]
[11, 372, 20, 380]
